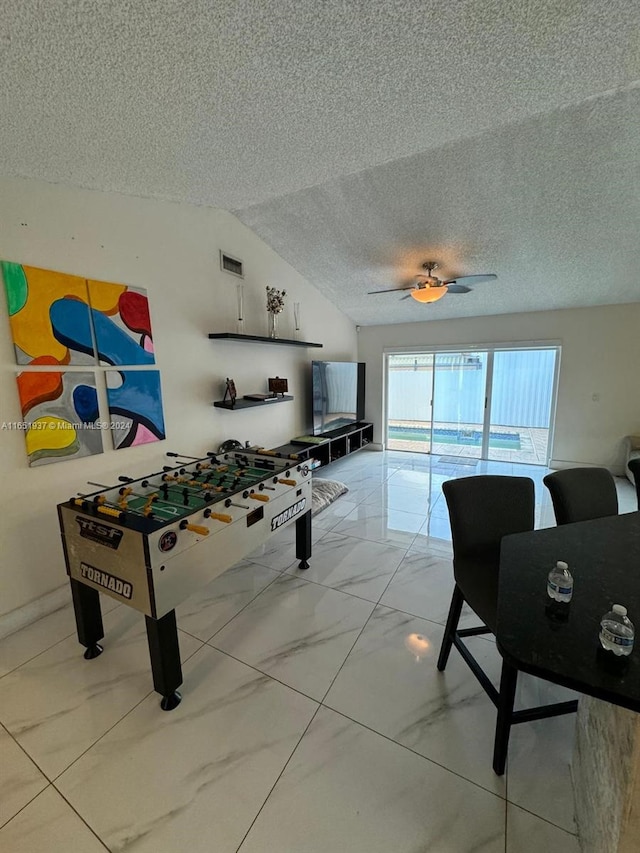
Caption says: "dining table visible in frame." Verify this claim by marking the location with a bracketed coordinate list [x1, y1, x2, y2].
[498, 510, 640, 853]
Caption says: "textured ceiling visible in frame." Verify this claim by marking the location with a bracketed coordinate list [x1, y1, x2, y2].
[238, 85, 640, 324]
[2, 1, 640, 324]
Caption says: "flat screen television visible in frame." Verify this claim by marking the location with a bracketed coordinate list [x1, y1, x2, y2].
[312, 361, 365, 436]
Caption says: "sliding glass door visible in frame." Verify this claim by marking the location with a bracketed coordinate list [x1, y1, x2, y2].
[386, 345, 559, 465]
[431, 352, 488, 459]
[487, 348, 557, 463]
[386, 354, 434, 453]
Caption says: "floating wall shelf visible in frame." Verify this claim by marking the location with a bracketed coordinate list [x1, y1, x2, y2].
[208, 333, 322, 348]
[213, 395, 294, 411]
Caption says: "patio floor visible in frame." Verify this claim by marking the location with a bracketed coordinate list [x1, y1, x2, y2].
[387, 421, 550, 465]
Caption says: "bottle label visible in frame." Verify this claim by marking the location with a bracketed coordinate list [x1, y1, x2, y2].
[547, 581, 572, 596]
[600, 628, 634, 647]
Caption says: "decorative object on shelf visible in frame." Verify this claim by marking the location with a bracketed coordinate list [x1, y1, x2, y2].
[268, 376, 288, 397]
[293, 302, 301, 340]
[266, 286, 286, 338]
[236, 284, 245, 335]
[223, 378, 237, 408]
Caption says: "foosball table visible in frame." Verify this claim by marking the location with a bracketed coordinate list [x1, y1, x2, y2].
[57, 448, 313, 709]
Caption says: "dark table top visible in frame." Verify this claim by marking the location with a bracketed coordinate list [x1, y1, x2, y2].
[498, 511, 640, 713]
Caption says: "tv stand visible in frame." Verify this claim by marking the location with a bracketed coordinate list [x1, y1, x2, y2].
[269, 423, 374, 470]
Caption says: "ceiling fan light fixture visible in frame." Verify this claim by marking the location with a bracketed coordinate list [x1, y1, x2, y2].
[411, 285, 448, 303]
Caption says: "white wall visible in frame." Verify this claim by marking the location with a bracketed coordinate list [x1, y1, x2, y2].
[0, 176, 356, 618]
[357, 304, 640, 471]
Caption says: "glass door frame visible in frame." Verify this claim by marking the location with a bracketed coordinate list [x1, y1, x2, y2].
[384, 340, 562, 466]
[385, 352, 436, 453]
[480, 350, 494, 460]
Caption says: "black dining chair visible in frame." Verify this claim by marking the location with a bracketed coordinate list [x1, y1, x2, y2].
[628, 458, 640, 509]
[543, 467, 618, 525]
[437, 475, 578, 775]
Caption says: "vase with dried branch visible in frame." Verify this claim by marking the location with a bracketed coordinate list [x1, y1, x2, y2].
[266, 286, 286, 338]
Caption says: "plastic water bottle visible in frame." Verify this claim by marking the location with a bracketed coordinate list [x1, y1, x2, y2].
[547, 561, 573, 603]
[599, 605, 635, 656]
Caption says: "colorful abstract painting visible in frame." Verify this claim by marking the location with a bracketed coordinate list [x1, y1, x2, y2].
[2, 261, 95, 365]
[88, 281, 155, 366]
[1, 261, 157, 367]
[106, 370, 166, 449]
[16, 371, 102, 466]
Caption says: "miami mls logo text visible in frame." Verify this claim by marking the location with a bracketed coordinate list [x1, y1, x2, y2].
[271, 498, 306, 531]
[80, 563, 133, 600]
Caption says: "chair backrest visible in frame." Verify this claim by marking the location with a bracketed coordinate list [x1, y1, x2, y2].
[628, 458, 640, 509]
[442, 475, 535, 564]
[543, 467, 618, 525]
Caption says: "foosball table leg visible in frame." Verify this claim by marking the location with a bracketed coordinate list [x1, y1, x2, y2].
[70, 579, 104, 660]
[296, 510, 312, 570]
[145, 610, 183, 711]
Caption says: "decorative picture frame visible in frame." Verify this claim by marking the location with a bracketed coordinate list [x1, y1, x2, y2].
[223, 377, 237, 407]
[268, 376, 288, 397]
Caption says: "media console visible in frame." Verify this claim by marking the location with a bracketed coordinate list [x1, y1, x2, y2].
[270, 422, 374, 470]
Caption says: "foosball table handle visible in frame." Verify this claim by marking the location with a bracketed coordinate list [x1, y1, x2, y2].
[210, 513, 233, 524]
[179, 522, 209, 536]
[203, 509, 233, 524]
[96, 505, 124, 519]
[249, 493, 270, 502]
[278, 478, 297, 486]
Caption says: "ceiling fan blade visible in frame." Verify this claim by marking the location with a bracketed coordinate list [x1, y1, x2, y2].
[367, 286, 415, 294]
[446, 284, 472, 294]
[442, 274, 497, 286]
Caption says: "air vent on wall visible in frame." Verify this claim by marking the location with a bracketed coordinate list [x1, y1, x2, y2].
[220, 251, 244, 278]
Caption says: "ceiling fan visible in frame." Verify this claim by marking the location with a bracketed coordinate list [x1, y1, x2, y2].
[368, 262, 497, 303]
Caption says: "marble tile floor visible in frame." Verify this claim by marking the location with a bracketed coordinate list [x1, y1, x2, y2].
[1, 450, 636, 852]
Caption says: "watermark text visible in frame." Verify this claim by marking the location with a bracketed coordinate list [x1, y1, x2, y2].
[2, 421, 129, 431]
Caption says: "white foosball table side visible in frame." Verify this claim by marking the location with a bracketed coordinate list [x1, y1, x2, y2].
[57, 454, 313, 711]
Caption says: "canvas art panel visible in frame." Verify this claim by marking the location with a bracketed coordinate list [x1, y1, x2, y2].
[1, 260, 157, 368]
[88, 281, 156, 366]
[16, 370, 103, 466]
[2, 260, 95, 365]
[106, 370, 166, 449]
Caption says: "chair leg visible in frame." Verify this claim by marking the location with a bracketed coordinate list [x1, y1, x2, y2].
[437, 585, 464, 672]
[493, 660, 518, 776]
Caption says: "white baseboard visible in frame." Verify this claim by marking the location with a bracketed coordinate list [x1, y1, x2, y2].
[549, 459, 622, 475]
[549, 459, 606, 470]
[0, 585, 71, 641]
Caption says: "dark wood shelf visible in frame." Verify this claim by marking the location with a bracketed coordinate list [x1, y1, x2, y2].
[209, 333, 322, 348]
[213, 395, 294, 411]
[270, 422, 374, 469]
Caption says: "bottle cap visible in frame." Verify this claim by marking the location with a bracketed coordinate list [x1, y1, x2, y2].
[556, 561, 568, 570]
[612, 604, 627, 616]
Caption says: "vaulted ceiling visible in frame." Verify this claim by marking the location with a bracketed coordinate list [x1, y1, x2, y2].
[3, 1, 640, 324]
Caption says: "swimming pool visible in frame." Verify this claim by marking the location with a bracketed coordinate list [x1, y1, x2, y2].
[388, 425, 521, 450]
